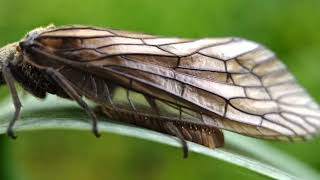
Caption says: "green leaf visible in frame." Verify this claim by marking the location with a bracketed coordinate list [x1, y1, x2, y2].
[0, 95, 319, 180]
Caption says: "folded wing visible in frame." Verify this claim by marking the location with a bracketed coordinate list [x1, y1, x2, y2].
[32, 26, 320, 141]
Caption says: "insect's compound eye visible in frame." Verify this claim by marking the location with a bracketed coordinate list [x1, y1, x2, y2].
[19, 41, 27, 50]
[18, 40, 38, 53]
[19, 35, 39, 51]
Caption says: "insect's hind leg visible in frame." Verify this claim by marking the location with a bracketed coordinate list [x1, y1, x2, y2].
[164, 121, 189, 158]
[97, 106, 225, 157]
[45, 67, 101, 137]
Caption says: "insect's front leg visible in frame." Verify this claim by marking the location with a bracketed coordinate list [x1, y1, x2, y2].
[0, 73, 5, 86]
[0, 43, 24, 138]
[2, 62, 22, 139]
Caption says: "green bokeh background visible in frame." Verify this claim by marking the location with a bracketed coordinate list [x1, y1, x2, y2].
[0, 0, 320, 179]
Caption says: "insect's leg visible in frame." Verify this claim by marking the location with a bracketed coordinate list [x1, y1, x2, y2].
[45, 68, 101, 137]
[145, 95, 160, 115]
[2, 63, 22, 139]
[164, 121, 189, 158]
[0, 74, 5, 86]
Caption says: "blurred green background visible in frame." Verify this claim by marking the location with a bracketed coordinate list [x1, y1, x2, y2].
[0, 0, 320, 179]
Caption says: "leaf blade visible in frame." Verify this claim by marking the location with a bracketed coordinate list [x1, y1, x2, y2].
[0, 95, 318, 180]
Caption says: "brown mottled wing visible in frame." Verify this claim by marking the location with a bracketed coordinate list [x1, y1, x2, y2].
[31, 26, 320, 141]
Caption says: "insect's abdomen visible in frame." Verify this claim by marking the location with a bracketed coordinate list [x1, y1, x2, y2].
[56, 65, 282, 141]
[53, 64, 224, 147]
[98, 105, 224, 148]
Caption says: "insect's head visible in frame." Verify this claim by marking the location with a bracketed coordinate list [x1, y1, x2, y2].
[0, 42, 19, 85]
[0, 25, 56, 85]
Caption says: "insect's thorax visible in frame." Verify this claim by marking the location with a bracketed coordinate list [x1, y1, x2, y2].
[9, 60, 68, 99]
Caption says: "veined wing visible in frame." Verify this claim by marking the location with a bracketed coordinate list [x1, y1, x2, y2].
[28, 26, 320, 141]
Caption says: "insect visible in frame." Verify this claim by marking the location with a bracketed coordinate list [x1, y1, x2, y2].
[0, 25, 319, 158]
